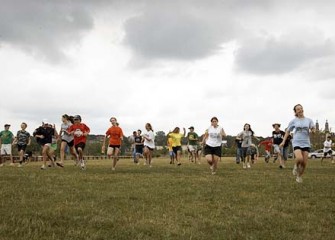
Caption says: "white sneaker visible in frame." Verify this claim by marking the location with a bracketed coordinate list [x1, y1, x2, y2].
[296, 176, 303, 183]
[247, 163, 251, 168]
[243, 163, 246, 169]
[211, 171, 216, 175]
[112, 167, 115, 171]
[210, 165, 213, 170]
[18, 164, 23, 168]
[0, 163, 4, 167]
[10, 163, 15, 166]
[80, 160, 86, 170]
[40, 165, 46, 170]
[332, 160, 335, 164]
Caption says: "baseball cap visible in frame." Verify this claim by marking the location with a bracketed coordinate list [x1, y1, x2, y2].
[4, 124, 10, 127]
[188, 126, 194, 129]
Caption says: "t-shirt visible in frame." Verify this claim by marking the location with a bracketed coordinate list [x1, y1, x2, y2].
[16, 130, 30, 145]
[169, 133, 184, 147]
[205, 126, 223, 147]
[105, 126, 123, 145]
[67, 123, 90, 145]
[323, 139, 332, 152]
[237, 130, 253, 148]
[272, 130, 285, 145]
[283, 134, 292, 148]
[33, 126, 55, 145]
[187, 132, 198, 146]
[61, 122, 74, 142]
[259, 139, 272, 151]
[143, 130, 155, 149]
[286, 117, 315, 148]
[134, 135, 144, 152]
[0, 130, 14, 144]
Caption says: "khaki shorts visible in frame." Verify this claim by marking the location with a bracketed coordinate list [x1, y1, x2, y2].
[1, 144, 12, 155]
[188, 145, 198, 152]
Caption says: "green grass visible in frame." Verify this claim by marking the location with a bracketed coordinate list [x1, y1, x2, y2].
[0, 157, 334, 240]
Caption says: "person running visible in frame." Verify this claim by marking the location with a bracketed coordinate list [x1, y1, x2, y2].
[237, 123, 259, 169]
[128, 131, 137, 163]
[202, 117, 226, 175]
[58, 114, 78, 167]
[12, 122, 31, 167]
[235, 137, 243, 164]
[187, 126, 199, 164]
[0, 124, 14, 166]
[280, 104, 315, 183]
[167, 133, 175, 164]
[321, 135, 333, 164]
[249, 143, 259, 164]
[67, 115, 90, 170]
[33, 120, 59, 170]
[258, 137, 272, 163]
[282, 129, 292, 161]
[101, 117, 123, 171]
[142, 123, 155, 167]
[272, 123, 286, 169]
[169, 127, 186, 166]
[134, 129, 144, 164]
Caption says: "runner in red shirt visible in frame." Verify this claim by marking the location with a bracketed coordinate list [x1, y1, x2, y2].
[258, 138, 272, 163]
[67, 115, 90, 170]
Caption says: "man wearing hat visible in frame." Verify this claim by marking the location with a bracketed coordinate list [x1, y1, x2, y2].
[272, 123, 286, 168]
[0, 124, 14, 166]
[187, 126, 199, 163]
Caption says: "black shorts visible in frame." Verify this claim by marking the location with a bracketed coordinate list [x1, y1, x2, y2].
[172, 146, 182, 155]
[324, 149, 332, 156]
[109, 145, 121, 149]
[62, 139, 74, 147]
[17, 144, 27, 152]
[241, 147, 252, 158]
[204, 145, 222, 157]
[293, 146, 310, 152]
[144, 145, 154, 151]
[75, 142, 86, 152]
[135, 146, 143, 154]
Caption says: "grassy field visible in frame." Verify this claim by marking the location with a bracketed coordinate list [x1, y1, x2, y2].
[0, 157, 334, 240]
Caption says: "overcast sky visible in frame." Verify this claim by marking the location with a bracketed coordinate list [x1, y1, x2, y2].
[1, 0, 335, 138]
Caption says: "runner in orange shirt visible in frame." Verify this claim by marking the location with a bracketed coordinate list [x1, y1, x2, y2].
[102, 117, 123, 171]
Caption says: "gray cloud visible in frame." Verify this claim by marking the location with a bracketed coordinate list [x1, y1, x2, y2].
[0, 0, 112, 62]
[234, 31, 335, 75]
[123, 1, 238, 61]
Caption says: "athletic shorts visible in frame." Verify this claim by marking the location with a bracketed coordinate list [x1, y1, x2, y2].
[1, 144, 12, 155]
[293, 146, 310, 152]
[172, 146, 182, 155]
[324, 149, 332, 157]
[62, 139, 74, 147]
[17, 144, 27, 152]
[107, 145, 120, 155]
[188, 145, 198, 152]
[273, 144, 282, 154]
[135, 146, 143, 154]
[144, 145, 154, 151]
[75, 142, 86, 152]
[204, 145, 222, 157]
